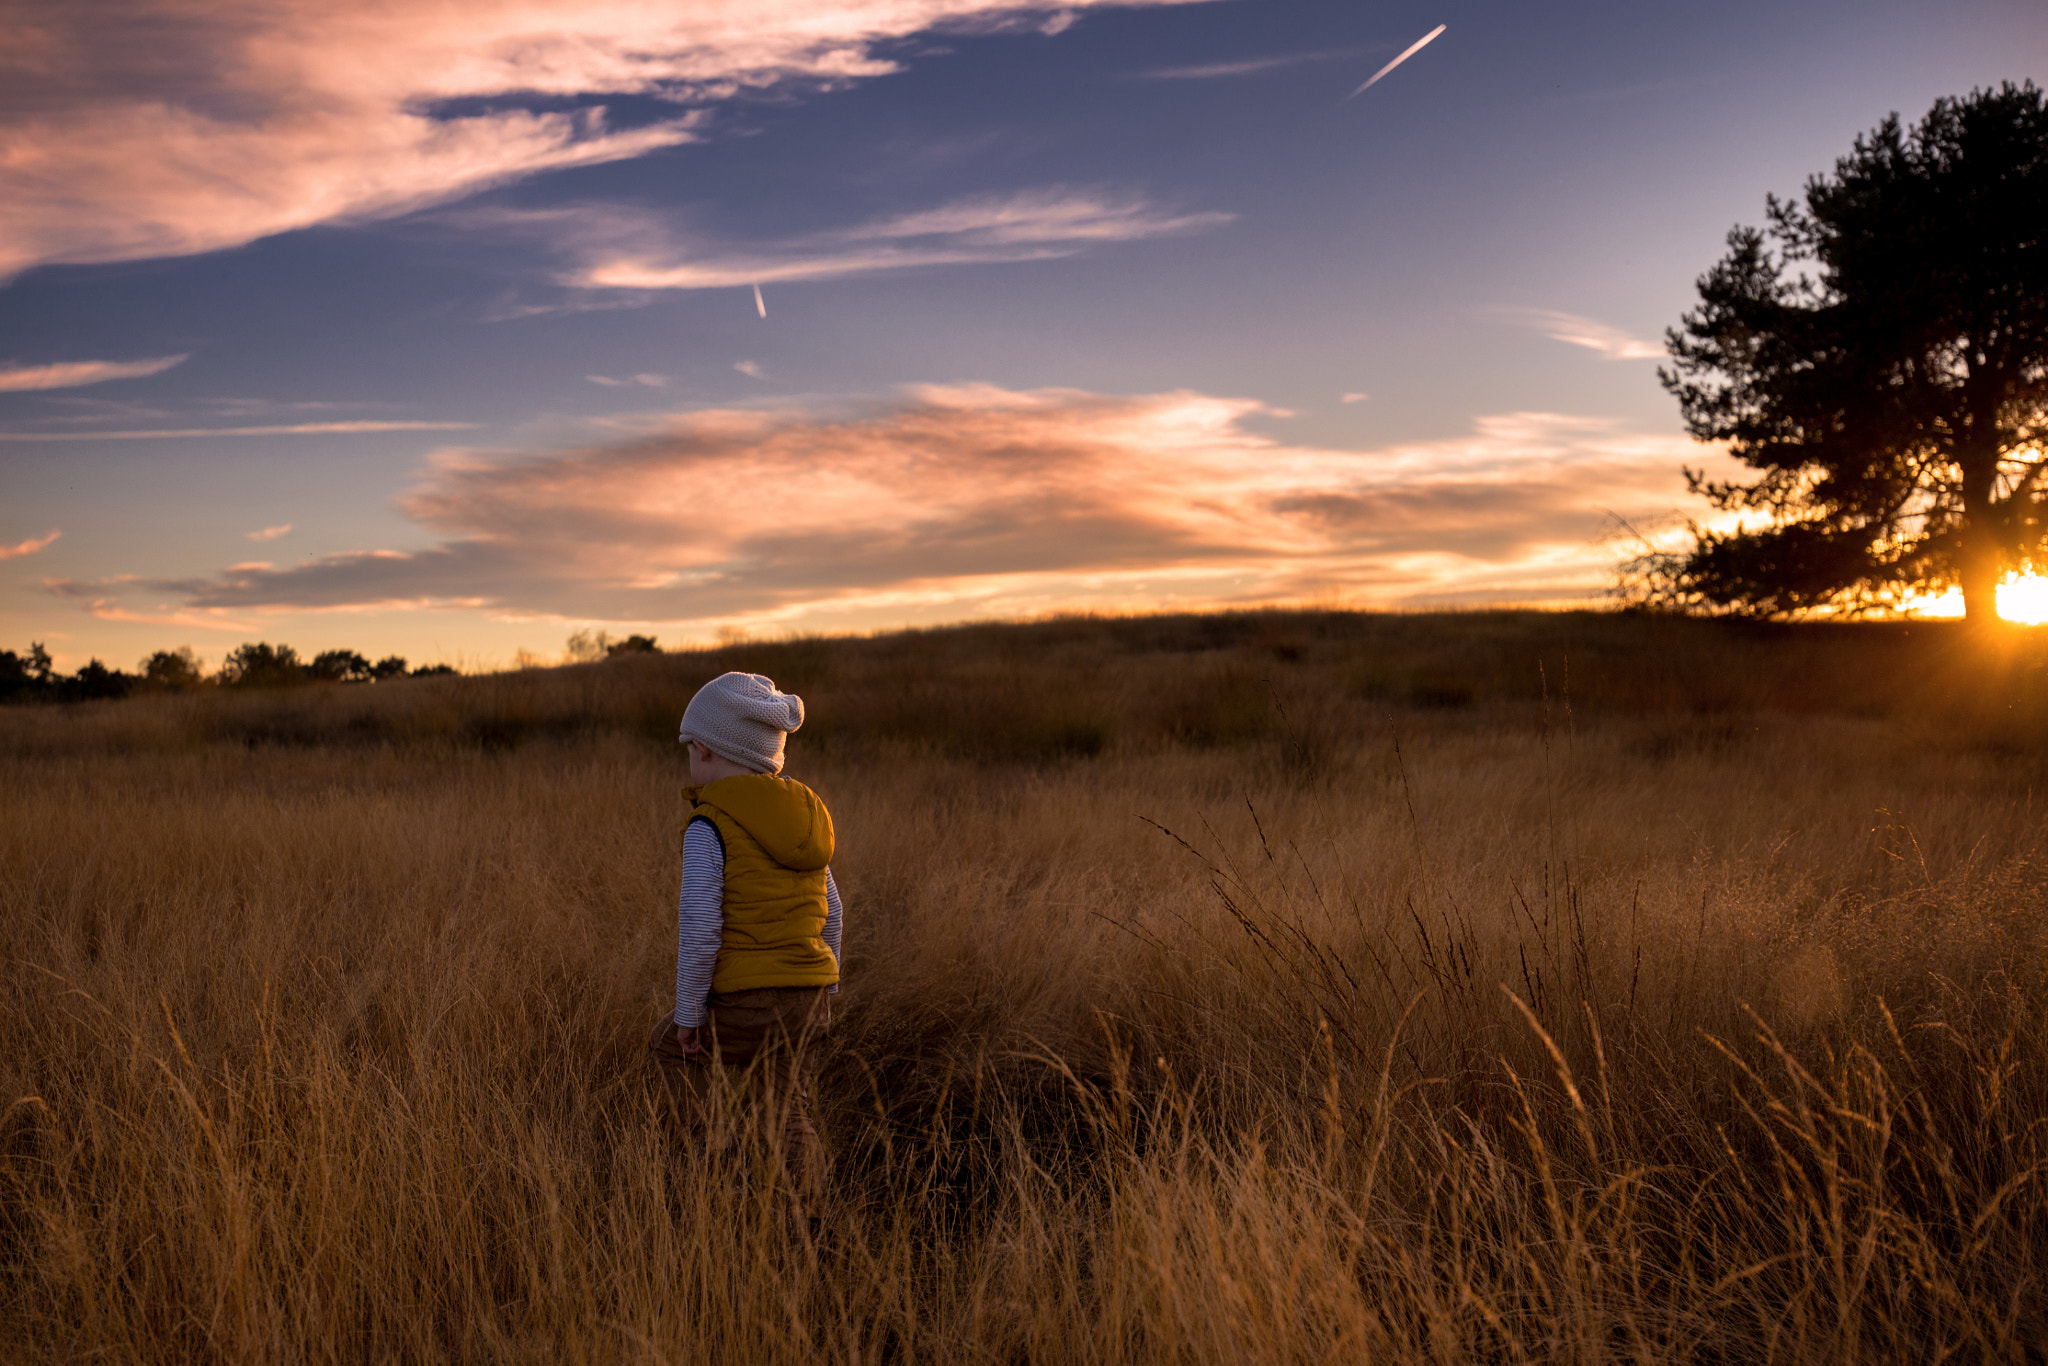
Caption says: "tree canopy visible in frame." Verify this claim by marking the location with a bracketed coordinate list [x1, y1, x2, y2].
[1650, 81, 2048, 622]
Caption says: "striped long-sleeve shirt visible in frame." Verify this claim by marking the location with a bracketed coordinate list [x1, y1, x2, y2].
[672, 817, 843, 1028]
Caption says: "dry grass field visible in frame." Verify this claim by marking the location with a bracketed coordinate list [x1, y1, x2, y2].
[4, 609, 2048, 1363]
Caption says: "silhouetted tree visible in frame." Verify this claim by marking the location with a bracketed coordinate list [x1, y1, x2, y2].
[58, 659, 134, 702]
[218, 642, 305, 688]
[0, 650, 38, 703]
[1652, 82, 2048, 622]
[605, 634, 659, 657]
[308, 649, 373, 683]
[0, 644, 56, 704]
[411, 663, 457, 677]
[141, 648, 204, 692]
[370, 655, 409, 681]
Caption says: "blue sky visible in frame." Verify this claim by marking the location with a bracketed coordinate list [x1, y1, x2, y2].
[3, 0, 2042, 669]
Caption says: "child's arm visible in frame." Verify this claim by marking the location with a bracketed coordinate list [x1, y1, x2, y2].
[673, 818, 724, 1032]
[823, 867, 844, 996]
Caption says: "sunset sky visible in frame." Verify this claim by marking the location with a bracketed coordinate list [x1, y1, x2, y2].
[3, 0, 2043, 671]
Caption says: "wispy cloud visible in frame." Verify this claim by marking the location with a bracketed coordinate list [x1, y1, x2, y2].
[0, 1, 1212, 279]
[246, 524, 293, 542]
[735, 361, 766, 379]
[0, 421, 477, 442]
[1138, 48, 1363, 80]
[1, 530, 61, 560]
[550, 189, 1234, 291]
[94, 386, 1730, 634]
[0, 355, 188, 392]
[1510, 309, 1666, 361]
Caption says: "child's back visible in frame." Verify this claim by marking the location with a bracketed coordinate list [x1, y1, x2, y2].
[686, 774, 838, 993]
[648, 672, 842, 1189]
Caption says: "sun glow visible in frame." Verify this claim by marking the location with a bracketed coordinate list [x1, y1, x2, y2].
[1903, 573, 2048, 624]
[2000, 573, 2048, 625]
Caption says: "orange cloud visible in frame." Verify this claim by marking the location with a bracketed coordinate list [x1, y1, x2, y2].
[1, 530, 61, 560]
[0, 0, 1211, 279]
[112, 386, 1728, 634]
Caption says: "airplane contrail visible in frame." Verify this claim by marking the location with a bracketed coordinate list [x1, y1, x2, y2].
[752, 283, 766, 318]
[1347, 23, 1446, 98]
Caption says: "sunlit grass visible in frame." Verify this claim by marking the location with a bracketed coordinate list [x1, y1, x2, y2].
[3, 611, 2046, 1361]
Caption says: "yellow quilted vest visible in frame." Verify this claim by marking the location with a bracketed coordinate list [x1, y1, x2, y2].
[686, 774, 840, 994]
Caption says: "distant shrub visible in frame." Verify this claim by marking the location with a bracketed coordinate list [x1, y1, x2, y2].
[2, 644, 139, 704]
[219, 642, 305, 688]
[141, 648, 204, 692]
[606, 634, 660, 657]
[0, 648, 44, 704]
[308, 649, 373, 683]
[58, 659, 135, 702]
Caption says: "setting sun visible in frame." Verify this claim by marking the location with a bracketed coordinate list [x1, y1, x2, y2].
[1904, 573, 2048, 624]
[1999, 573, 2048, 625]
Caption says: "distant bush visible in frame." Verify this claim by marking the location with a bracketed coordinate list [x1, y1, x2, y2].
[1, 643, 137, 704]
[219, 642, 305, 689]
[0, 646, 48, 703]
[308, 649, 373, 683]
[141, 648, 204, 692]
[57, 659, 135, 702]
[606, 634, 660, 657]
[5, 637, 463, 707]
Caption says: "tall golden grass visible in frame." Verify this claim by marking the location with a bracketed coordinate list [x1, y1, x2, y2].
[4, 610, 2046, 1362]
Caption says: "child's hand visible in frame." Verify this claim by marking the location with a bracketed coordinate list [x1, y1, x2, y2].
[673, 1023, 705, 1056]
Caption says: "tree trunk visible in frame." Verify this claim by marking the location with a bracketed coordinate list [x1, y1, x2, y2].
[1960, 530, 2002, 625]
[1958, 434, 2004, 626]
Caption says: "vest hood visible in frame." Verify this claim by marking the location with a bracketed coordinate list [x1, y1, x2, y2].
[690, 774, 835, 871]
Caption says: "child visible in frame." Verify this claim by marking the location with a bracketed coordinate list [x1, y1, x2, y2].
[647, 671, 843, 1186]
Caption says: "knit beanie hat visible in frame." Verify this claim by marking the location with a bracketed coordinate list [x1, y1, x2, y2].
[678, 672, 805, 774]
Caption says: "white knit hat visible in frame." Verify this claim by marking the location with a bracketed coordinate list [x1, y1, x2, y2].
[678, 672, 805, 774]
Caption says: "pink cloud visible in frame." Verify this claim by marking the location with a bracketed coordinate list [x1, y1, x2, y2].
[102, 386, 1730, 634]
[0, 0, 1213, 279]
[0, 355, 188, 392]
[1506, 309, 1666, 361]
[1, 530, 62, 560]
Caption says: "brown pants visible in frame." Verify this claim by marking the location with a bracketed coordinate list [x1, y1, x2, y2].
[648, 986, 831, 1190]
